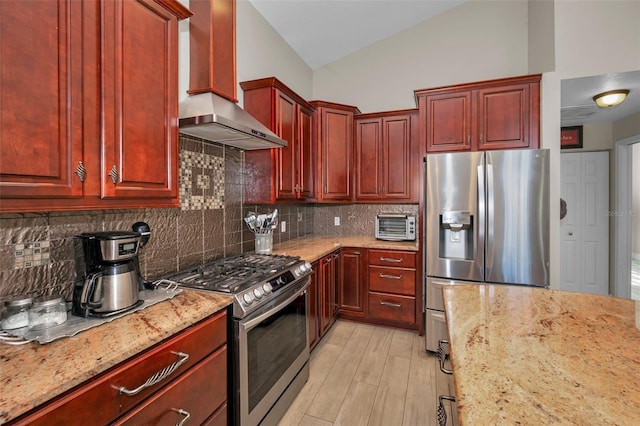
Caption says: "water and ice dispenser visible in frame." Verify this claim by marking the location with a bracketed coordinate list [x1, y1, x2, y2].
[438, 211, 474, 260]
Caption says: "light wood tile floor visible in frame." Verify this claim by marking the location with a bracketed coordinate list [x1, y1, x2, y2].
[278, 320, 441, 426]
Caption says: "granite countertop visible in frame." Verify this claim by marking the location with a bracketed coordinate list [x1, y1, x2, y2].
[442, 284, 640, 425]
[271, 235, 419, 262]
[0, 290, 233, 424]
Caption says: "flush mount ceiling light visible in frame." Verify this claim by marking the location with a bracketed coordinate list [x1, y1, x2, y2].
[593, 89, 630, 108]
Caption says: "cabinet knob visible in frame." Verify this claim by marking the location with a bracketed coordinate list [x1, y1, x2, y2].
[74, 161, 86, 182]
[108, 165, 119, 184]
[568, 232, 573, 236]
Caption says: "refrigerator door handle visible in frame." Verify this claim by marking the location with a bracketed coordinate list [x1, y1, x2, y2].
[477, 161, 486, 279]
[486, 162, 495, 276]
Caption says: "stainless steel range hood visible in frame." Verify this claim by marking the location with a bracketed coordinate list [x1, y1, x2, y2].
[178, 92, 287, 150]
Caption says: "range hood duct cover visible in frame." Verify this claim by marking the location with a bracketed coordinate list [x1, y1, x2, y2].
[178, 92, 287, 150]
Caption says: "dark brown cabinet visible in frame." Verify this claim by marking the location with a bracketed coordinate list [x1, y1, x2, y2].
[318, 251, 339, 337]
[241, 77, 315, 203]
[416, 74, 541, 153]
[308, 263, 320, 351]
[354, 110, 419, 201]
[367, 249, 418, 329]
[0, 0, 189, 213]
[311, 101, 360, 202]
[338, 248, 366, 319]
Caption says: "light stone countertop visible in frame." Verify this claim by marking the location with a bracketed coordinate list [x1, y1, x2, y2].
[442, 284, 640, 425]
[0, 290, 232, 424]
[271, 235, 419, 262]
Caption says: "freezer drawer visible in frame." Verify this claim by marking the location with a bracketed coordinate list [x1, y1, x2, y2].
[425, 309, 449, 353]
[426, 277, 476, 311]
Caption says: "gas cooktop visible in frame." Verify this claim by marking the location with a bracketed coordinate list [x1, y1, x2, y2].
[166, 253, 312, 318]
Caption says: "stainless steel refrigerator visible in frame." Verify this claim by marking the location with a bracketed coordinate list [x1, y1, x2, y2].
[424, 149, 549, 352]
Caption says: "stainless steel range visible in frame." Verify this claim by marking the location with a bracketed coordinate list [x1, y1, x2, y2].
[167, 254, 312, 426]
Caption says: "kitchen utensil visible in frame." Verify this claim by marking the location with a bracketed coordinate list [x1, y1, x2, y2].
[28, 295, 67, 330]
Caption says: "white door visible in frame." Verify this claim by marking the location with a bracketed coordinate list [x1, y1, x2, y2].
[560, 152, 609, 295]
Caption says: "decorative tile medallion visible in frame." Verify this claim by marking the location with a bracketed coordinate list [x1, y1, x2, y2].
[179, 149, 224, 211]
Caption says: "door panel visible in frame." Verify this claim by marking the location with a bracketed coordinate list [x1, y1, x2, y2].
[102, 0, 177, 199]
[560, 152, 609, 295]
[355, 119, 382, 199]
[0, 0, 84, 198]
[383, 117, 411, 198]
[321, 109, 352, 199]
[276, 92, 297, 200]
[485, 149, 549, 286]
[426, 151, 484, 281]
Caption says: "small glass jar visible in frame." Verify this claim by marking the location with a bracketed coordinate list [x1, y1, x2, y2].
[28, 295, 67, 330]
[1, 297, 32, 330]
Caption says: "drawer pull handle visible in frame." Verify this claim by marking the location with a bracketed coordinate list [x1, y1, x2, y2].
[380, 256, 402, 263]
[380, 300, 402, 308]
[437, 340, 453, 375]
[379, 273, 402, 280]
[437, 395, 456, 426]
[172, 408, 191, 426]
[117, 351, 189, 396]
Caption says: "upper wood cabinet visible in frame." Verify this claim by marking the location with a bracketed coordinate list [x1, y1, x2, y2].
[415, 74, 541, 153]
[0, 0, 85, 200]
[0, 0, 190, 213]
[310, 101, 360, 202]
[241, 77, 315, 203]
[354, 110, 419, 202]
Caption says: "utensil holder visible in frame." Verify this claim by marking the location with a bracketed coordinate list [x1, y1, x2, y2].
[255, 233, 273, 254]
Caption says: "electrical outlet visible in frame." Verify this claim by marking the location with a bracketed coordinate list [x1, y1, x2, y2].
[297, 212, 303, 222]
[334, 216, 340, 226]
[281, 221, 286, 232]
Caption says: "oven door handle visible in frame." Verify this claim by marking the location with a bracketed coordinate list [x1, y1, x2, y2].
[241, 278, 310, 332]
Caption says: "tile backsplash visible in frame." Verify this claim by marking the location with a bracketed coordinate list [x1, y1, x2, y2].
[0, 135, 417, 303]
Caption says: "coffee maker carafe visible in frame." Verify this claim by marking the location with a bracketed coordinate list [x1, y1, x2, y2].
[72, 224, 150, 317]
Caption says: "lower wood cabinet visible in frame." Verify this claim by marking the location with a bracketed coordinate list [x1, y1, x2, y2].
[308, 263, 320, 351]
[337, 248, 366, 320]
[9, 309, 228, 426]
[367, 249, 418, 330]
[319, 251, 339, 336]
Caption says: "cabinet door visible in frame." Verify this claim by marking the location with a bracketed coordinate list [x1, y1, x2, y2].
[275, 91, 298, 200]
[477, 83, 532, 150]
[421, 91, 472, 153]
[308, 265, 320, 350]
[320, 108, 353, 200]
[0, 0, 84, 199]
[382, 115, 411, 199]
[338, 249, 365, 314]
[101, 0, 178, 200]
[319, 254, 337, 336]
[297, 106, 314, 199]
[354, 118, 382, 200]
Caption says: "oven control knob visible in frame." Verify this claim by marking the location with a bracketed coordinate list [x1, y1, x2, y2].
[243, 293, 255, 305]
[263, 283, 273, 294]
[253, 288, 264, 299]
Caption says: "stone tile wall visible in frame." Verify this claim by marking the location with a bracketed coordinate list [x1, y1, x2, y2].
[0, 134, 417, 304]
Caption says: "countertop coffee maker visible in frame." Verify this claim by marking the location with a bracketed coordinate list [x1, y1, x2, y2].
[72, 222, 151, 318]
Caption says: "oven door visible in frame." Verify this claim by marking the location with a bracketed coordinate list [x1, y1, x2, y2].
[235, 277, 310, 426]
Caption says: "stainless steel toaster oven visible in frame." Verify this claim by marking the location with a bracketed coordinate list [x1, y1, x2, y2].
[375, 214, 416, 241]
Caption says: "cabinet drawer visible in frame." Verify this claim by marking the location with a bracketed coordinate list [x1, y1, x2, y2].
[368, 292, 415, 325]
[369, 266, 415, 296]
[203, 403, 227, 426]
[14, 309, 228, 426]
[114, 346, 227, 425]
[369, 249, 416, 268]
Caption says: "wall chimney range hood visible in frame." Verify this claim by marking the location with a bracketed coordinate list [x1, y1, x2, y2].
[179, 0, 286, 150]
[178, 93, 287, 150]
